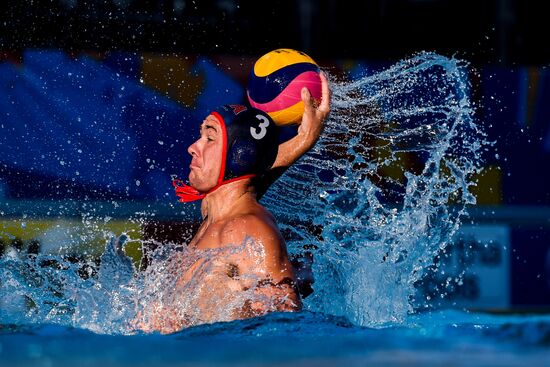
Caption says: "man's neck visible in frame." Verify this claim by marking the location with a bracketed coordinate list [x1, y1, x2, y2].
[200, 179, 256, 223]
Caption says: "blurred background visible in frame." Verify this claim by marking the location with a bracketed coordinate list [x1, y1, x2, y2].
[1, 0, 549, 313]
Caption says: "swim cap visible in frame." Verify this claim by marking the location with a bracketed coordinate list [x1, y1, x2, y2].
[173, 104, 279, 202]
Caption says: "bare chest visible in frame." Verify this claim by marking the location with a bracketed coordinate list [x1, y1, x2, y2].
[188, 220, 221, 250]
[179, 223, 264, 290]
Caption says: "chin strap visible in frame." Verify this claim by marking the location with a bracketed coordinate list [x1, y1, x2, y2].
[173, 174, 256, 203]
[172, 179, 205, 202]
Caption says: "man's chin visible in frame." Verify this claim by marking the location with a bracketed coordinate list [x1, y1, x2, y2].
[188, 179, 208, 193]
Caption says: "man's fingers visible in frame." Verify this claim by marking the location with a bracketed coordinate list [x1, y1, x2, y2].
[301, 71, 331, 120]
[301, 87, 314, 114]
[319, 71, 331, 114]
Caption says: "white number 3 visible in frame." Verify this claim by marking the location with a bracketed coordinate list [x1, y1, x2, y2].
[250, 114, 270, 140]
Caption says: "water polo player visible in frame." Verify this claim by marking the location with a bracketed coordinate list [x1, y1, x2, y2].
[138, 72, 329, 333]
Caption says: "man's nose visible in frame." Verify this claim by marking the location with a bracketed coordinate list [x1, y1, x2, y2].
[188, 140, 199, 157]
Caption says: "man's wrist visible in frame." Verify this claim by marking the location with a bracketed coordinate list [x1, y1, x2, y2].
[301, 129, 321, 148]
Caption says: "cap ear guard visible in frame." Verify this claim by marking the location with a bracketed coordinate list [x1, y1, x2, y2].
[225, 137, 259, 179]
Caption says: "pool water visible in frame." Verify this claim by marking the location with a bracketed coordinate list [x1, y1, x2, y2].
[1, 310, 549, 366]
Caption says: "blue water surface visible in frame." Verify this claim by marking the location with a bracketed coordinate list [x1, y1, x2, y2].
[1, 310, 550, 367]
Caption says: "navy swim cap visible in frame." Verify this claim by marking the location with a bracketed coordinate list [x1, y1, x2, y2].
[212, 104, 279, 181]
[173, 104, 279, 203]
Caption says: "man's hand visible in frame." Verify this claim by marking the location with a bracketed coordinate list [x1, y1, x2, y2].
[297, 71, 331, 148]
[272, 71, 331, 169]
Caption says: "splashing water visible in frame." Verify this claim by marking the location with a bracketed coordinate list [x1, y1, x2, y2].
[0, 234, 294, 334]
[263, 52, 486, 326]
[0, 52, 486, 333]
[132, 236, 298, 334]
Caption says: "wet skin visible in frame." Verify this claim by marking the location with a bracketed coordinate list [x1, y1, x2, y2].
[185, 115, 301, 314]
[139, 72, 331, 334]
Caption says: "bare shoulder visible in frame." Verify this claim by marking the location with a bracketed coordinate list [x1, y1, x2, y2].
[220, 209, 295, 283]
[220, 209, 283, 251]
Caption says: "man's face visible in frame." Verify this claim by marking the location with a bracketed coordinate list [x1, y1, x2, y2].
[187, 114, 224, 192]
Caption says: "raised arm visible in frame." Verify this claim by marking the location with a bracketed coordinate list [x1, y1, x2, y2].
[272, 71, 331, 169]
[255, 72, 331, 199]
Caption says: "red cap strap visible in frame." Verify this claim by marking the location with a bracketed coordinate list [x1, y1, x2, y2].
[173, 174, 257, 203]
[211, 111, 227, 187]
[173, 179, 206, 202]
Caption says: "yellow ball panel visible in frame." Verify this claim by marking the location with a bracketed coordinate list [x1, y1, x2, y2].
[267, 101, 305, 126]
[254, 49, 318, 77]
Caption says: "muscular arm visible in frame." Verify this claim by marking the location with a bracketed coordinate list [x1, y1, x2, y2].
[272, 71, 331, 169]
[256, 72, 331, 198]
